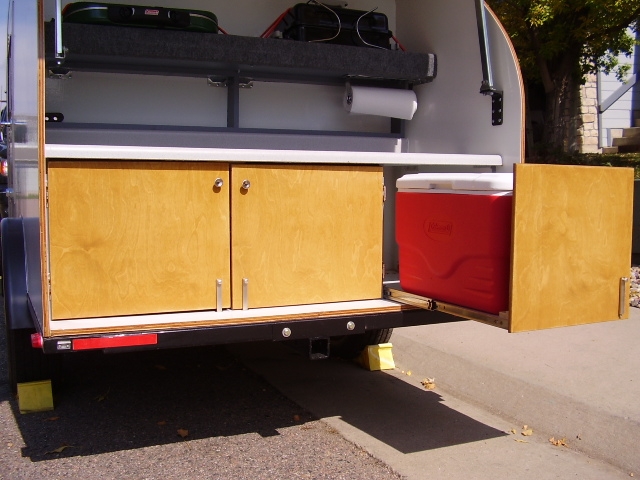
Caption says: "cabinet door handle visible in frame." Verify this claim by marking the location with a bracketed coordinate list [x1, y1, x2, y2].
[241, 180, 251, 190]
[213, 178, 224, 188]
[216, 279, 223, 313]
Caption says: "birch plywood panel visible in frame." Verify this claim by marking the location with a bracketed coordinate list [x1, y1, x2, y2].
[48, 161, 231, 319]
[231, 165, 383, 309]
[510, 164, 633, 332]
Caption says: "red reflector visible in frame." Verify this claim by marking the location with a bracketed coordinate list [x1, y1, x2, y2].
[73, 334, 158, 351]
[31, 333, 44, 349]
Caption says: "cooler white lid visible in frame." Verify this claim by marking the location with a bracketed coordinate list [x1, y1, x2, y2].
[396, 172, 513, 191]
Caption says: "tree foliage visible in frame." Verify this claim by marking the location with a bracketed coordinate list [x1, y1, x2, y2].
[486, 0, 640, 151]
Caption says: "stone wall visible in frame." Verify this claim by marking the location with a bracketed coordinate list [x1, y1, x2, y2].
[577, 74, 600, 153]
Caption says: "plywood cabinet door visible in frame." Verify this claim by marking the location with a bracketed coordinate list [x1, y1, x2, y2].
[510, 164, 633, 332]
[48, 161, 231, 320]
[230, 164, 384, 309]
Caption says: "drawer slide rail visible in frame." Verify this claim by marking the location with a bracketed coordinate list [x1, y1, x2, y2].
[384, 288, 508, 329]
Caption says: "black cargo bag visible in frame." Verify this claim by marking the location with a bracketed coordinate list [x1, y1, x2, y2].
[275, 3, 391, 49]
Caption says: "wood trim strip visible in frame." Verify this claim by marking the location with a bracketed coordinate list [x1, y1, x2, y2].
[38, 0, 51, 337]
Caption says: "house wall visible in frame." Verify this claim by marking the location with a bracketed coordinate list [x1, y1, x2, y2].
[598, 27, 639, 147]
[578, 74, 599, 153]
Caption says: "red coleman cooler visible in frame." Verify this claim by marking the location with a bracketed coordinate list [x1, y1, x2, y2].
[396, 173, 513, 314]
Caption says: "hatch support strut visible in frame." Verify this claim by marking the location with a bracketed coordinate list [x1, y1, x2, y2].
[54, 0, 65, 61]
[474, 0, 503, 126]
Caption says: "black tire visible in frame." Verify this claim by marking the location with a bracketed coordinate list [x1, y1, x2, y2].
[0, 225, 3, 295]
[5, 327, 58, 394]
[330, 328, 393, 359]
[2, 218, 59, 393]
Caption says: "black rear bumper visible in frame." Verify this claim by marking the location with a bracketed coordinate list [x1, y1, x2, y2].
[41, 308, 460, 354]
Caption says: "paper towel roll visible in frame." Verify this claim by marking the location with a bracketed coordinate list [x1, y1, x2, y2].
[344, 85, 418, 120]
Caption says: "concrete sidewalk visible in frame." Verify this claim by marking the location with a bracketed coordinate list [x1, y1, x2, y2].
[391, 308, 640, 474]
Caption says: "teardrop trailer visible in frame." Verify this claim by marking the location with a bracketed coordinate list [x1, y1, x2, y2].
[1, 0, 633, 393]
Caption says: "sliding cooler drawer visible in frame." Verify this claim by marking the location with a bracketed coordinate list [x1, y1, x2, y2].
[394, 164, 633, 332]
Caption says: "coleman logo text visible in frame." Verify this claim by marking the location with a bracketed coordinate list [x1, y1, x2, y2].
[428, 221, 453, 236]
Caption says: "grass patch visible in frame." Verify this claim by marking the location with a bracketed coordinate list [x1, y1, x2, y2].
[528, 152, 640, 178]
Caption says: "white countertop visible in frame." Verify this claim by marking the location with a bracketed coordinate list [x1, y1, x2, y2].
[46, 144, 503, 166]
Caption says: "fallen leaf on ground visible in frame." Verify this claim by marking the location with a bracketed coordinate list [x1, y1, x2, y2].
[421, 378, 436, 390]
[45, 417, 60, 422]
[46, 445, 71, 454]
[549, 437, 568, 447]
[95, 387, 110, 402]
[406, 371, 412, 376]
[522, 428, 533, 436]
[7, 443, 13, 448]
[515, 439, 528, 443]
[157, 421, 167, 426]
[177, 429, 189, 438]
[293, 414, 301, 422]
[510, 429, 517, 435]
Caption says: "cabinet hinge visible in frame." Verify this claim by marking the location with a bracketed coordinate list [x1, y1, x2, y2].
[45, 173, 51, 210]
[619, 277, 629, 318]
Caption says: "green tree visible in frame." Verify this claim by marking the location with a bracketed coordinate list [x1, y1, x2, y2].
[486, 0, 640, 153]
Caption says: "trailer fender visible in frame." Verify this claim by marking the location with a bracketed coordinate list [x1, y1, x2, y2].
[1, 217, 34, 330]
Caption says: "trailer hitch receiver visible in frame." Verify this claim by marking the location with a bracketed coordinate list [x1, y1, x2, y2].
[309, 337, 330, 360]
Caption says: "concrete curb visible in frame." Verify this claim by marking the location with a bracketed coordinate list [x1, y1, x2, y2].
[391, 329, 640, 474]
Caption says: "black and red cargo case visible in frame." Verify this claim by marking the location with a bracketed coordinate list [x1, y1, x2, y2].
[62, 2, 219, 33]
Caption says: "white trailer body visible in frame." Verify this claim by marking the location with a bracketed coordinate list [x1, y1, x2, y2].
[1, 0, 632, 390]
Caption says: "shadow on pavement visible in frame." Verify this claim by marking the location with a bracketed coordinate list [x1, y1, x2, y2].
[1, 336, 316, 461]
[1, 305, 505, 461]
[233, 341, 508, 454]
